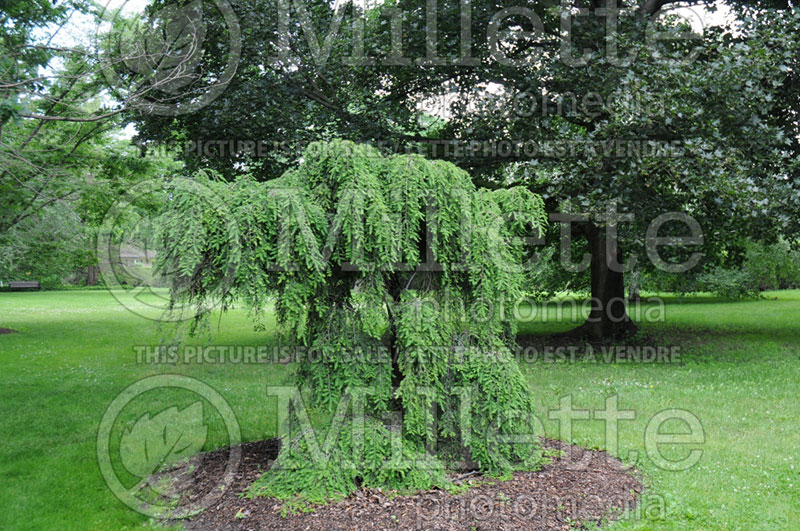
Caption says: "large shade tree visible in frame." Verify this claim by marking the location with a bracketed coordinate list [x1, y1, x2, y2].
[134, 1, 800, 338]
[157, 140, 547, 499]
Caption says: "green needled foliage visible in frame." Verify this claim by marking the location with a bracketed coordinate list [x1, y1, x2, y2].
[157, 140, 547, 501]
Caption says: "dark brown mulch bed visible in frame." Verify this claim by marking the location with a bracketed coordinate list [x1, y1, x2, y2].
[0, 328, 18, 334]
[172, 438, 641, 530]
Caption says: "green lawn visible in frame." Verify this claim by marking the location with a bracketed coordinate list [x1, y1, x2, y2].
[1, 290, 799, 529]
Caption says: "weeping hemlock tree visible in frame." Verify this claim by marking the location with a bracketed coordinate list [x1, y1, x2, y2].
[157, 140, 547, 500]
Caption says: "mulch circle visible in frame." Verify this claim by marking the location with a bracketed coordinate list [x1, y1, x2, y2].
[173, 438, 641, 530]
[0, 328, 18, 334]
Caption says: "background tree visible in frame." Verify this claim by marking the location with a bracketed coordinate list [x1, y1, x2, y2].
[1, 0, 215, 240]
[0, 202, 87, 287]
[0, 0, 108, 238]
[0, 132, 179, 286]
[133, 0, 800, 338]
[157, 140, 547, 500]
[0, 0, 189, 287]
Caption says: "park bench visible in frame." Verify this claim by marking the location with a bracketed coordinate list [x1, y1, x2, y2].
[8, 281, 41, 291]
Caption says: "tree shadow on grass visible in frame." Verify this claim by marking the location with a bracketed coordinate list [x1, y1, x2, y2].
[516, 325, 800, 365]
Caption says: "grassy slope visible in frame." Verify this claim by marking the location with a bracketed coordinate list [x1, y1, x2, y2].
[1, 290, 799, 529]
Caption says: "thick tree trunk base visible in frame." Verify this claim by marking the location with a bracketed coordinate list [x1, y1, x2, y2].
[556, 222, 638, 341]
[555, 317, 638, 341]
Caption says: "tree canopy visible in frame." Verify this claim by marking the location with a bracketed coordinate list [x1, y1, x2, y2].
[133, 0, 800, 337]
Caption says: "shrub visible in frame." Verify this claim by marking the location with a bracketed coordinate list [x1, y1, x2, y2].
[744, 239, 800, 291]
[696, 266, 759, 299]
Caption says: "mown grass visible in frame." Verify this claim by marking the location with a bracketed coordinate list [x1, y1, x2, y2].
[1, 289, 799, 529]
[518, 291, 800, 529]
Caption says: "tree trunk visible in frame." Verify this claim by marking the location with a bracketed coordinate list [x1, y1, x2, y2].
[86, 265, 99, 286]
[560, 223, 638, 340]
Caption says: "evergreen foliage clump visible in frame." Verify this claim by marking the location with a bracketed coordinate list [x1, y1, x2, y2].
[157, 140, 547, 501]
